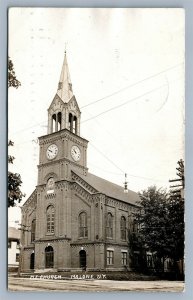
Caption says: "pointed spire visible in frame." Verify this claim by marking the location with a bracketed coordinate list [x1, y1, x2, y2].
[57, 51, 73, 102]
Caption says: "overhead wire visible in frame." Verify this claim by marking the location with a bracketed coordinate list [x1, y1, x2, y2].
[80, 62, 183, 109]
[82, 76, 182, 123]
[9, 62, 183, 136]
[9, 64, 183, 185]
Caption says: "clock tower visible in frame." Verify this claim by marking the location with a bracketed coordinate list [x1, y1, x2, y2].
[21, 51, 140, 274]
[37, 52, 88, 187]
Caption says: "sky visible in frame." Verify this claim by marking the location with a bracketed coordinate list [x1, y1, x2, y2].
[8, 8, 184, 227]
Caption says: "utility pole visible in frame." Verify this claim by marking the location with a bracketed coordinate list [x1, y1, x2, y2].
[17, 224, 31, 277]
[169, 159, 184, 200]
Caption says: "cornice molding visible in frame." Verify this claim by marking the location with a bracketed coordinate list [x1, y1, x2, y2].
[35, 237, 71, 243]
[38, 157, 88, 172]
[22, 190, 37, 210]
[39, 128, 88, 145]
[45, 193, 56, 200]
[72, 182, 93, 203]
[71, 171, 98, 194]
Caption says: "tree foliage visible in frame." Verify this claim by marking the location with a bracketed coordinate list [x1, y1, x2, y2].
[8, 58, 24, 207]
[134, 186, 170, 260]
[168, 159, 184, 261]
[132, 160, 184, 274]
[8, 140, 25, 207]
[8, 57, 21, 88]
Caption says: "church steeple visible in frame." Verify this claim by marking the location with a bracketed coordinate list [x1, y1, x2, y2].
[47, 51, 81, 136]
[57, 51, 73, 103]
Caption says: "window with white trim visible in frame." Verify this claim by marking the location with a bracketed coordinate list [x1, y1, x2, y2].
[106, 212, 113, 238]
[47, 205, 55, 233]
[79, 212, 88, 238]
[121, 251, 127, 265]
[107, 250, 114, 265]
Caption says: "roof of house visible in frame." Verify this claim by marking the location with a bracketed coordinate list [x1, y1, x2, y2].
[8, 227, 20, 240]
[75, 171, 141, 206]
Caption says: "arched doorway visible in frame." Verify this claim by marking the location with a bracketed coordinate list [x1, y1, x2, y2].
[30, 252, 35, 269]
[79, 250, 86, 269]
[45, 246, 54, 268]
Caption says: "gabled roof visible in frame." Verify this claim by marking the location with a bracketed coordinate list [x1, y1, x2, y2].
[47, 93, 65, 112]
[67, 95, 81, 114]
[8, 227, 20, 240]
[73, 171, 140, 206]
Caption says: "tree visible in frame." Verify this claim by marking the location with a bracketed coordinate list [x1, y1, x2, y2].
[168, 159, 185, 275]
[8, 58, 25, 207]
[8, 141, 25, 207]
[8, 57, 21, 88]
[133, 186, 170, 272]
[133, 160, 185, 277]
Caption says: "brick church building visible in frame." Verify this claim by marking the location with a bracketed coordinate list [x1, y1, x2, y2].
[21, 53, 140, 273]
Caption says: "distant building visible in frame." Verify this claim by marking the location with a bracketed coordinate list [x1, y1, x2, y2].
[8, 227, 20, 271]
[21, 53, 140, 273]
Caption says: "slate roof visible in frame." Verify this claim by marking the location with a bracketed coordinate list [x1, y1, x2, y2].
[8, 227, 20, 240]
[74, 171, 141, 206]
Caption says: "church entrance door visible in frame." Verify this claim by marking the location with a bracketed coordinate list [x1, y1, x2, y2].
[30, 252, 35, 269]
[79, 250, 86, 269]
[45, 246, 54, 268]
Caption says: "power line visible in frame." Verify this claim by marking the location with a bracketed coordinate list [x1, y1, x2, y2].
[89, 142, 125, 174]
[81, 80, 173, 123]
[80, 62, 183, 109]
[9, 62, 183, 136]
[89, 142, 167, 183]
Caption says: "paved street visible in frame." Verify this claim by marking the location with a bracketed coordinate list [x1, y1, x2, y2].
[8, 277, 184, 292]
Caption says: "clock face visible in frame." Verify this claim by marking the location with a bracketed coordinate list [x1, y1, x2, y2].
[46, 144, 58, 160]
[71, 145, 81, 161]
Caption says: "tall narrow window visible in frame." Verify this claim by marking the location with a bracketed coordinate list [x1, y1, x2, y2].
[31, 219, 36, 242]
[79, 212, 88, 238]
[121, 251, 127, 265]
[52, 114, 56, 133]
[58, 112, 62, 130]
[120, 216, 126, 240]
[47, 206, 55, 234]
[107, 250, 114, 265]
[69, 113, 73, 132]
[16, 253, 20, 262]
[73, 116, 77, 134]
[106, 212, 113, 238]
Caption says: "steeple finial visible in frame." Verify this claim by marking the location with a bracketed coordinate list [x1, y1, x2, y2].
[57, 50, 73, 103]
[124, 173, 128, 193]
[64, 42, 67, 55]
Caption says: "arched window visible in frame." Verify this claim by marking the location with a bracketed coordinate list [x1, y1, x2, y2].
[31, 219, 36, 242]
[52, 114, 56, 133]
[106, 212, 113, 238]
[73, 116, 77, 134]
[120, 216, 126, 240]
[69, 113, 73, 131]
[58, 112, 62, 131]
[47, 206, 55, 233]
[79, 212, 88, 238]
[45, 246, 54, 268]
[69, 113, 78, 134]
[51, 112, 62, 132]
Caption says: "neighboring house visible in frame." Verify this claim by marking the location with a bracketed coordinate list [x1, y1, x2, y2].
[8, 227, 20, 271]
[21, 53, 141, 273]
